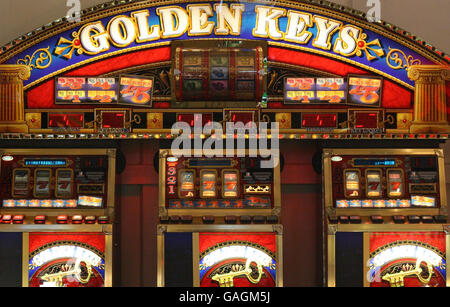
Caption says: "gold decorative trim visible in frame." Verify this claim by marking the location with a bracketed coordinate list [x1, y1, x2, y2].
[387, 47, 422, 70]
[16, 47, 52, 71]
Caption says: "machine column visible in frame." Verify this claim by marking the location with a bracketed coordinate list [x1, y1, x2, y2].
[0, 64, 30, 133]
[408, 65, 450, 133]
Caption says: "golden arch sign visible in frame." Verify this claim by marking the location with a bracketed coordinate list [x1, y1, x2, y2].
[0, 0, 447, 90]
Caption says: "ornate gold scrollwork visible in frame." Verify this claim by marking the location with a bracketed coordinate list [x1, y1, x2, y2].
[387, 47, 422, 71]
[355, 33, 385, 61]
[16, 47, 52, 71]
[55, 32, 84, 60]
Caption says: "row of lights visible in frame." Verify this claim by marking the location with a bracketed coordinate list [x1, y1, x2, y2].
[0, 215, 109, 224]
[0, 133, 448, 140]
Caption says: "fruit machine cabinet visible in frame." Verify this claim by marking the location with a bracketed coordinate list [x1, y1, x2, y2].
[323, 148, 449, 287]
[0, 148, 115, 287]
[157, 149, 282, 287]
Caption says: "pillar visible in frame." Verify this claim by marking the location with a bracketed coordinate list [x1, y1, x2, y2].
[408, 65, 450, 133]
[0, 65, 31, 133]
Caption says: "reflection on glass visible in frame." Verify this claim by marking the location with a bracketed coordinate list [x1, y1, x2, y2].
[35, 169, 51, 197]
[344, 170, 360, 197]
[223, 171, 238, 198]
[56, 169, 73, 198]
[366, 170, 382, 197]
[179, 170, 195, 198]
[13, 169, 29, 197]
[387, 169, 403, 197]
[201, 170, 217, 198]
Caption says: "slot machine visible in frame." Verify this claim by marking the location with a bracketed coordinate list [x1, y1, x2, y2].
[158, 149, 283, 287]
[0, 149, 115, 287]
[323, 148, 449, 287]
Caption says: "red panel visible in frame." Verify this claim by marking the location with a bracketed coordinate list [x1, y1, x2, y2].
[355, 112, 378, 128]
[48, 113, 84, 128]
[199, 233, 276, 255]
[281, 191, 321, 286]
[29, 232, 105, 254]
[370, 232, 445, 253]
[119, 185, 142, 286]
[230, 112, 254, 124]
[280, 143, 321, 185]
[302, 114, 337, 128]
[119, 165, 157, 185]
[141, 185, 159, 286]
[101, 112, 125, 128]
[120, 141, 142, 165]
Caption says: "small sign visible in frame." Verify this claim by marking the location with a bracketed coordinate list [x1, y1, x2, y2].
[347, 75, 382, 107]
[118, 75, 154, 107]
[55, 77, 118, 104]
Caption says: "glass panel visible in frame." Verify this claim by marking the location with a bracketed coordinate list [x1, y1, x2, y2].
[34, 169, 51, 197]
[387, 169, 403, 197]
[366, 170, 382, 198]
[344, 170, 360, 198]
[200, 170, 217, 198]
[179, 170, 195, 198]
[223, 170, 238, 198]
[13, 169, 29, 197]
[56, 169, 73, 198]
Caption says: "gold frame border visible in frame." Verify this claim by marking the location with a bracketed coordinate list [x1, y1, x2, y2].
[323, 148, 448, 216]
[19, 225, 113, 287]
[327, 224, 449, 287]
[0, 148, 116, 287]
[1, 0, 444, 67]
[157, 224, 283, 287]
[159, 149, 281, 217]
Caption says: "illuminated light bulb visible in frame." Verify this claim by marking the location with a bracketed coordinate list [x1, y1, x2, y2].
[2, 155, 13, 162]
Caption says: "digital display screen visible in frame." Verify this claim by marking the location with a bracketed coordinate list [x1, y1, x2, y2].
[353, 159, 396, 166]
[25, 159, 67, 166]
[188, 159, 233, 167]
[301, 114, 337, 128]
